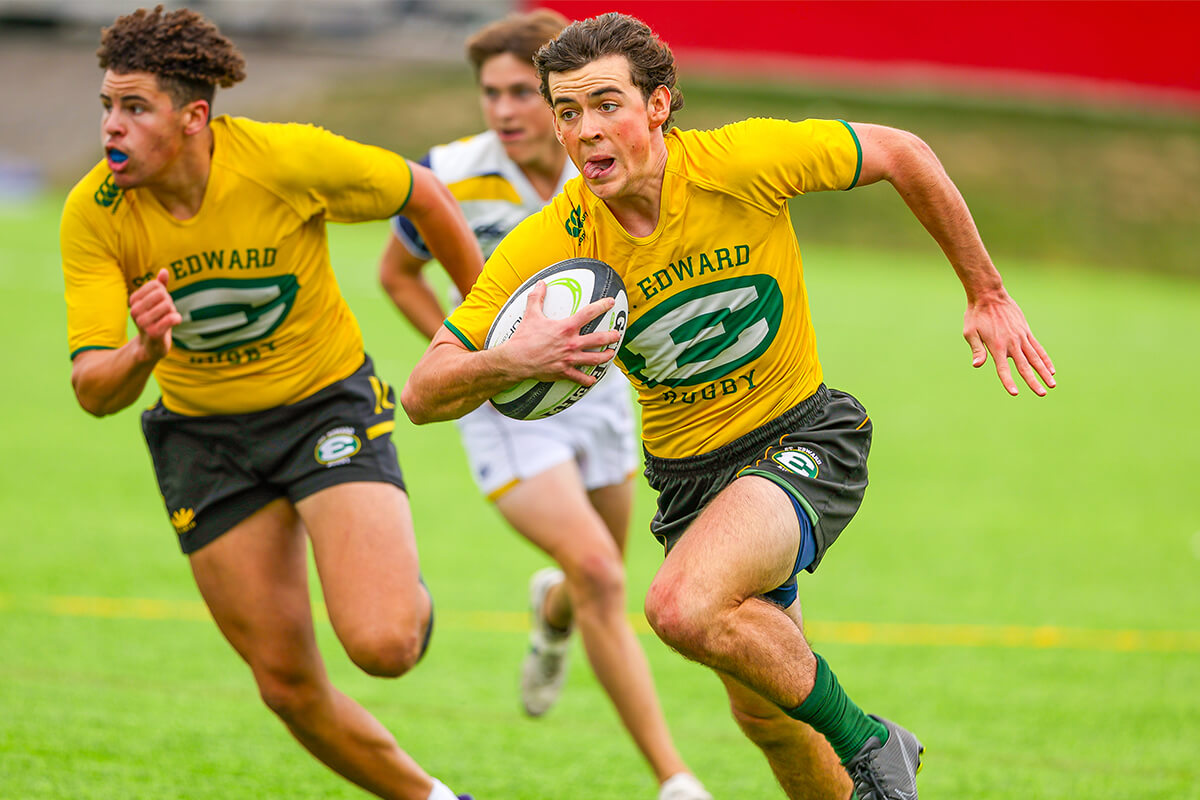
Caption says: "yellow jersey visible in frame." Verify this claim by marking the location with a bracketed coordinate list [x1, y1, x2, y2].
[445, 118, 861, 458]
[61, 115, 414, 416]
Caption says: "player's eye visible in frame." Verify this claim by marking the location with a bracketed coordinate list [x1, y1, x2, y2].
[599, 101, 618, 112]
[559, 108, 579, 121]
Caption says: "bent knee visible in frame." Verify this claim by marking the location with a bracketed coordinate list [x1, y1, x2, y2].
[343, 619, 429, 678]
[562, 548, 626, 607]
[255, 666, 325, 722]
[644, 575, 716, 655]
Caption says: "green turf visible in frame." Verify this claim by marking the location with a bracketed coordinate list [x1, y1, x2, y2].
[8, 48, 1200, 800]
[2, 189, 1197, 799]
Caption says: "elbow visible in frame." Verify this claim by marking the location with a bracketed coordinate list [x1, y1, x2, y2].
[74, 385, 117, 418]
[70, 374, 109, 418]
[75, 392, 113, 418]
[891, 129, 941, 176]
[399, 380, 434, 425]
[79, 401, 108, 418]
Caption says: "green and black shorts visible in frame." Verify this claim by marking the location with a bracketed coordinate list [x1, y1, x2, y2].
[141, 355, 406, 554]
[643, 384, 872, 607]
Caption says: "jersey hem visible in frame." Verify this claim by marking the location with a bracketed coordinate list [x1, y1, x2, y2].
[837, 120, 863, 189]
[393, 158, 416, 215]
[70, 344, 115, 360]
[443, 320, 478, 351]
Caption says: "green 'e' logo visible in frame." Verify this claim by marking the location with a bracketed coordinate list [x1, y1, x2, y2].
[617, 275, 783, 388]
[170, 275, 299, 352]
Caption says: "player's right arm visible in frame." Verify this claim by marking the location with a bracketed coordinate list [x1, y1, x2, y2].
[70, 269, 180, 417]
[400, 281, 619, 424]
[61, 185, 181, 417]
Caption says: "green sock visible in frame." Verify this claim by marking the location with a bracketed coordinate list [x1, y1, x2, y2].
[784, 652, 888, 763]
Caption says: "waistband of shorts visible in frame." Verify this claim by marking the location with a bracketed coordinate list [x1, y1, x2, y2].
[644, 384, 831, 478]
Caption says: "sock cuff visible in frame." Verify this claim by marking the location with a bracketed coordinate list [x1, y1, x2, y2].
[427, 778, 458, 800]
[785, 651, 833, 720]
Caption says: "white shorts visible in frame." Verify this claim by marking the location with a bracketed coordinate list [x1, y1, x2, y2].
[455, 371, 638, 501]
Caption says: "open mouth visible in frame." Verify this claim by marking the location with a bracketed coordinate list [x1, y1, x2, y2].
[106, 148, 129, 170]
[582, 157, 615, 180]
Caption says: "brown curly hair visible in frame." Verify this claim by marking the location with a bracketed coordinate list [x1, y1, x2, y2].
[534, 12, 683, 131]
[465, 9, 568, 76]
[97, 5, 246, 110]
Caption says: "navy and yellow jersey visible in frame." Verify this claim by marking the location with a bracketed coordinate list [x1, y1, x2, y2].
[392, 130, 577, 262]
[60, 115, 414, 416]
[446, 118, 862, 459]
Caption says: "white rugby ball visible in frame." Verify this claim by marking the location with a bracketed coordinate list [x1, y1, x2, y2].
[484, 258, 628, 420]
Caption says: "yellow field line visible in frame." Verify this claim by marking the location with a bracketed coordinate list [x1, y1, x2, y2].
[2, 593, 1198, 654]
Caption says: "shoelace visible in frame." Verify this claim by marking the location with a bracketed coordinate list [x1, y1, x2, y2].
[537, 649, 564, 679]
[847, 754, 889, 800]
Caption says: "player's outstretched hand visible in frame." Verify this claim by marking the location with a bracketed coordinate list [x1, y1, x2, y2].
[964, 290, 1055, 396]
[508, 280, 621, 386]
[129, 268, 182, 362]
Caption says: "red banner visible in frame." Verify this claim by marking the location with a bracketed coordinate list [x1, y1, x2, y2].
[529, 1, 1200, 102]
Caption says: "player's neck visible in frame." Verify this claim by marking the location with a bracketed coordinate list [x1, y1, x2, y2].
[602, 143, 668, 238]
[146, 126, 214, 221]
[516, 145, 569, 202]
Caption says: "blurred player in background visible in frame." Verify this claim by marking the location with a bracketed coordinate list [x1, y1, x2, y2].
[59, 6, 482, 799]
[379, 10, 710, 800]
[402, 11, 1057, 800]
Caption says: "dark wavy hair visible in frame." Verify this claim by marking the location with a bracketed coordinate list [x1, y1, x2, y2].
[534, 12, 683, 130]
[97, 5, 246, 110]
[466, 8, 568, 75]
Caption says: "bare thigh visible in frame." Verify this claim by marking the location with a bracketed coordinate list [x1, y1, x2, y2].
[296, 482, 430, 671]
[657, 474, 802, 605]
[188, 498, 325, 685]
[495, 460, 624, 566]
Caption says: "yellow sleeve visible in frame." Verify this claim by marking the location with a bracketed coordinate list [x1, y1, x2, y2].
[60, 185, 129, 359]
[444, 209, 573, 350]
[680, 118, 862, 209]
[257, 120, 416, 223]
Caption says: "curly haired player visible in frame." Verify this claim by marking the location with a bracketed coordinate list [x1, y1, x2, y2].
[61, 6, 481, 799]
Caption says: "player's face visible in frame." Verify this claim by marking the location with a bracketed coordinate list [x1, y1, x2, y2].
[478, 53, 558, 167]
[548, 54, 669, 202]
[99, 70, 191, 189]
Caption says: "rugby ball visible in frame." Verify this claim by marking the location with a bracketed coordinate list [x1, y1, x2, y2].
[484, 258, 628, 420]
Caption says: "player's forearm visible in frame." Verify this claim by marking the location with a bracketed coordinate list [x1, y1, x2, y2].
[70, 343, 159, 417]
[885, 133, 1006, 304]
[382, 270, 446, 340]
[401, 338, 522, 424]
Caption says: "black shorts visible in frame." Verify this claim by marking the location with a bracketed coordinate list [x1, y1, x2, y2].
[643, 384, 872, 587]
[141, 355, 407, 554]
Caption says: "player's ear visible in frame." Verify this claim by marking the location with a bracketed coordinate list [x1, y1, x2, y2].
[647, 85, 671, 131]
[182, 98, 210, 135]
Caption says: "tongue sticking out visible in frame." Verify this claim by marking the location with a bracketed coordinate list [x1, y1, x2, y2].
[583, 158, 614, 180]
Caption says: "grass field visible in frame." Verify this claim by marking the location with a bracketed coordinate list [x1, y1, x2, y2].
[3, 66, 1200, 799]
[1, 186, 1197, 800]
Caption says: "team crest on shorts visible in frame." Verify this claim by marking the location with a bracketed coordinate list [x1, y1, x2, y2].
[771, 448, 822, 479]
[315, 427, 361, 466]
